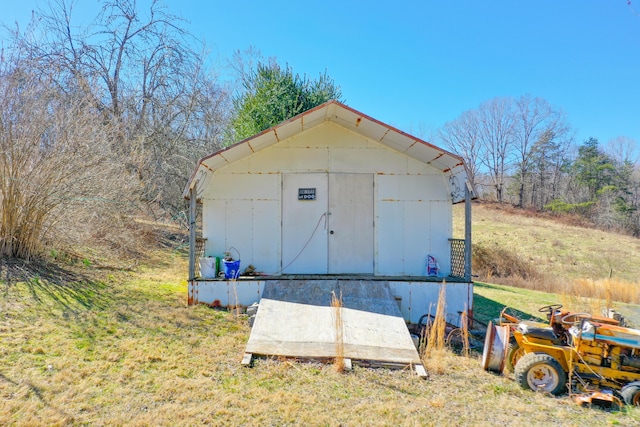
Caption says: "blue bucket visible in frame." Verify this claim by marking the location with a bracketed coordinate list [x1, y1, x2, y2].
[223, 259, 241, 279]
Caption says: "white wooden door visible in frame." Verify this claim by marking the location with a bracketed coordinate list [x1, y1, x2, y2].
[281, 173, 374, 274]
[328, 174, 374, 274]
[281, 174, 328, 274]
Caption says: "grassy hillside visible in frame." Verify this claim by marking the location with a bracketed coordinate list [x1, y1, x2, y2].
[454, 201, 640, 304]
[2, 206, 640, 425]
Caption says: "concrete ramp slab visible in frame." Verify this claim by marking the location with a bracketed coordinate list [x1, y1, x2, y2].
[244, 280, 424, 373]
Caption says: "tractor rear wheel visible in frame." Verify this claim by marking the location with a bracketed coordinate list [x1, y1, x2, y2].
[621, 381, 640, 406]
[514, 352, 566, 395]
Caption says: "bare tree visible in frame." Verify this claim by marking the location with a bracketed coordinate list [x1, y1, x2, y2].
[477, 97, 516, 203]
[16, 0, 232, 219]
[439, 109, 482, 188]
[605, 136, 639, 166]
[511, 95, 569, 207]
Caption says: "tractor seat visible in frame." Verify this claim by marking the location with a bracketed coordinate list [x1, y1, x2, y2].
[517, 321, 559, 342]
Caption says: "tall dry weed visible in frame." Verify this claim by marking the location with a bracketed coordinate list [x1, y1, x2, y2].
[421, 284, 448, 374]
[331, 291, 345, 373]
[474, 240, 640, 306]
[570, 278, 639, 305]
[458, 307, 470, 358]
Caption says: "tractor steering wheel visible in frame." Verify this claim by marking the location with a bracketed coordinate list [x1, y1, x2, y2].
[561, 312, 592, 326]
[537, 304, 563, 314]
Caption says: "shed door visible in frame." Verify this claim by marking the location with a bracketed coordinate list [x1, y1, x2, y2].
[328, 173, 374, 274]
[281, 173, 374, 274]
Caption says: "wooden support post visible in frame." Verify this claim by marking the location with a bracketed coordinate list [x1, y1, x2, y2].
[415, 364, 428, 378]
[241, 353, 253, 367]
[188, 187, 197, 282]
[464, 182, 472, 283]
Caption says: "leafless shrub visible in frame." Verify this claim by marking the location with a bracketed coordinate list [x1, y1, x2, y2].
[0, 43, 135, 260]
[473, 243, 536, 280]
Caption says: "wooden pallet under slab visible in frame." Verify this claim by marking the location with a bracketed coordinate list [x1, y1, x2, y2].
[241, 280, 427, 378]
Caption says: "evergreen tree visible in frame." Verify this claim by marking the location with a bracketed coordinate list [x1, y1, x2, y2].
[231, 62, 343, 141]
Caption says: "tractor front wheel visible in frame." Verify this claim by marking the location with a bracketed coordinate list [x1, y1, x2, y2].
[514, 353, 566, 395]
[506, 342, 524, 372]
[621, 381, 640, 406]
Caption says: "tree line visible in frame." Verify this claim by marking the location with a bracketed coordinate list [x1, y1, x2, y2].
[1, 1, 637, 261]
[438, 96, 640, 236]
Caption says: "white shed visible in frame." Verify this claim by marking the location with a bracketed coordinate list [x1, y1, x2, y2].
[183, 100, 474, 327]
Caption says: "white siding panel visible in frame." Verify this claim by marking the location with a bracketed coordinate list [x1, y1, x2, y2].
[252, 200, 280, 274]
[429, 201, 452, 274]
[202, 197, 280, 272]
[202, 199, 227, 257]
[287, 122, 379, 149]
[228, 281, 264, 307]
[225, 200, 253, 265]
[213, 174, 280, 200]
[407, 157, 438, 175]
[424, 174, 451, 200]
[376, 175, 453, 276]
[330, 147, 407, 173]
[376, 199, 404, 275]
[254, 147, 329, 172]
[403, 200, 430, 276]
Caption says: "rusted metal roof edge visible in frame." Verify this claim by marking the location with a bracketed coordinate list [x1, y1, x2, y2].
[184, 100, 470, 198]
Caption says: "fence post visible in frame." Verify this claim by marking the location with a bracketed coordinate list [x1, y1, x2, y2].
[188, 187, 196, 282]
[464, 182, 472, 282]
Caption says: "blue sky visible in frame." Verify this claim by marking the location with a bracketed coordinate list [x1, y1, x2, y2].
[3, 0, 640, 148]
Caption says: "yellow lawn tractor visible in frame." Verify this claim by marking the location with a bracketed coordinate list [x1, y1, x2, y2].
[483, 304, 640, 406]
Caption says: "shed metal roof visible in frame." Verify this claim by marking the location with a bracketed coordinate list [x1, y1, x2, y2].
[183, 100, 471, 202]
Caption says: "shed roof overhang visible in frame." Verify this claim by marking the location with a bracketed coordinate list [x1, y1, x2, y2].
[183, 100, 472, 203]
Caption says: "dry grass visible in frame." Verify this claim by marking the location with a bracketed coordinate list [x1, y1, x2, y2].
[2, 264, 639, 427]
[455, 202, 640, 305]
[2, 252, 639, 426]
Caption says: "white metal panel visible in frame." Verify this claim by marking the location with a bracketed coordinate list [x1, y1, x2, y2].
[251, 200, 281, 274]
[229, 199, 279, 272]
[225, 199, 253, 265]
[376, 199, 404, 275]
[401, 282, 472, 326]
[202, 199, 227, 257]
[286, 122, 376, 149]
[192, 281, 230, 306]
[282, 173, 329, 273]
[330, 146, 405, 173]
[403, 200, 430, 276]
[228, 281, 264, 307]
[272, 119, 302, 142]
[354, 116, 394, 142]
[429, 200, 453, 274]
[375, 175, 453, 276]
[251, 146, 330, 173]
[246, 131, 277, 152]
[209, 173, 280, 199]
[328, 174, 374, 274]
